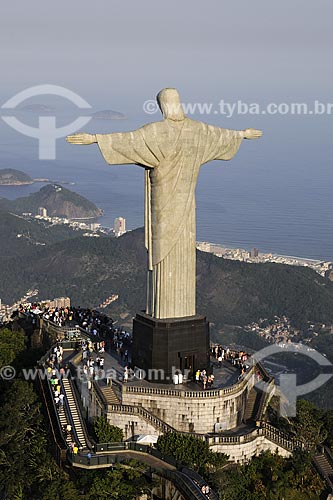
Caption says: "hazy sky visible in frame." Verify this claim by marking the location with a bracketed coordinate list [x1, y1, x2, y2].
[1, 0, 332, 111]
[0, 1, 333, 259]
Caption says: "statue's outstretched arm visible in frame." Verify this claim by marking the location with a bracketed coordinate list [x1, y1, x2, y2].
[242, 128, 263, 140]
[203, 125, 263, 163]
[66, 133, 97, 145]
[67, 128, 158, 168]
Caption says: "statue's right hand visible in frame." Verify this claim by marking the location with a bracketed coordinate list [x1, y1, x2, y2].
[243, 129, 263, 140]
[66, 133, 97, 145]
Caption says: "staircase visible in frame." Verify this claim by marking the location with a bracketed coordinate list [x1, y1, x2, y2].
[99, 385, 120, 404]
[313, 451, 333, 489]
[58, 406, 72, 445]
[171, 491, 183, 500]
[37, 372, 67, 464]
[243, 387, 260, 423]
[62, 378, 88, 449]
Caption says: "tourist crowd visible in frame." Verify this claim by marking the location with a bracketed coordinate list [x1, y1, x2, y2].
[194, 345, 252, 390]
[212, 344, 250, 376]
[80, 339, 106, 387]
[20, 303, 116, 339]
[195, 369, 215, 389]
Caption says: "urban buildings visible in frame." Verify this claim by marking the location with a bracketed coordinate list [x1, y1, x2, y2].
[43, 296, 71, 309]
[114, 217, 126, 237]
[38, 207, 48, 217]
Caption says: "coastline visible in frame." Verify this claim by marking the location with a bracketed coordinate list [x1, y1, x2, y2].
[196, 241, 332, 277]
[0, 181, 34, 186]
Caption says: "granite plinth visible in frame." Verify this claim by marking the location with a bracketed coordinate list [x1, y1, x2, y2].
[132, 312, 210, 383]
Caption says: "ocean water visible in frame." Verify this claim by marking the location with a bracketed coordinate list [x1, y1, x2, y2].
[0, 111, 332, 261]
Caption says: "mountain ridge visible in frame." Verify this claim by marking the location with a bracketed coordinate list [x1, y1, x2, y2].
[1, 221, 333, 333]
[0, 184, 102, 219]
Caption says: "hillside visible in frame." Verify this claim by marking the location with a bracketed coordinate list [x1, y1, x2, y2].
[0, 168, 33, 185]
[0, 211, 88, 257]
[0, 184, 102, 219]
[1, 226, 333, 333]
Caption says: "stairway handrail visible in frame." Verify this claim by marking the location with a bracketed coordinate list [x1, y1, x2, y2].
[66, 367, 94, 450]
[313, 453, 333, 490]
[60, 377, 86, 449]
[37, 369, 67, 457]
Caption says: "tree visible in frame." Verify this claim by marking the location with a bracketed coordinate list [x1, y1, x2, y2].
[214, 451, 325, 500]
[0, 327, 26, 367]
[86, 462, 152, 500]
[156, 432, 228, 473]
[93, 416, 123, 443]
[40, 480, 81, 500]
[0, 380, 43, 497]
[289, 400, 327, 447]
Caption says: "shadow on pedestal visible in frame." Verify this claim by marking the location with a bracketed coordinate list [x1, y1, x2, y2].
[132, 312, 210, 383]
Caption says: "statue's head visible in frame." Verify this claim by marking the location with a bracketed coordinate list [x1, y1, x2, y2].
[157, 88, 185, 121]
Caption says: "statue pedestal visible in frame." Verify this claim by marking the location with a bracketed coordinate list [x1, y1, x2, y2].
[132, 312, 210, 383]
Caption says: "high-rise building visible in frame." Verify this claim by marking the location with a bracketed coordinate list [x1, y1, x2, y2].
[250, 247, 259, 258]
[38, 207, 48, 217]
[114, 217, 126, 237]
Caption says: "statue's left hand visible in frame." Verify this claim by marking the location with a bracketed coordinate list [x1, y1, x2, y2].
[66, 133, 97, 145]
[243, 129, 263, 140]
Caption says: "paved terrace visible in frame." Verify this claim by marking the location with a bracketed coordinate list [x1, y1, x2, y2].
[69, 346, 243, 393]
[43, 315, 255, 395]
[33, 313, 250, 393]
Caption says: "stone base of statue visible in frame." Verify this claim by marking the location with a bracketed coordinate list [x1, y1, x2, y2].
[132, 312, 210, 383]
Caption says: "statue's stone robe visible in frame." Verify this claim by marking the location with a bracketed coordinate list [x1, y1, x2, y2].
[96, 117, 243, 319]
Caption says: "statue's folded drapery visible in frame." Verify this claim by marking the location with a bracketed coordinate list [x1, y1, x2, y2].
[96, 117, 243, 319]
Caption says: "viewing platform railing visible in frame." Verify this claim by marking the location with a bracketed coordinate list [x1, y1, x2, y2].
[68, 442, 217, 500]
[36, 369, 68, 465]
[208, 421, 304, 451]
[122, 363, 263, 399]
[93, 379, 179, 435]
[37, 314, 275, 410]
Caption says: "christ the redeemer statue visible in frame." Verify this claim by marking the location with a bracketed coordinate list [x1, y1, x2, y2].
[67, 88, 262, 320]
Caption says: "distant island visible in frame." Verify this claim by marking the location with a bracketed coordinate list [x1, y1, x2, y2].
[18, 104, 55, 113]
[0, 169, 78, 187]
[0, 184, 102, 219]
[91, 109, 126, 120]
[0, 169, 33, 186]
